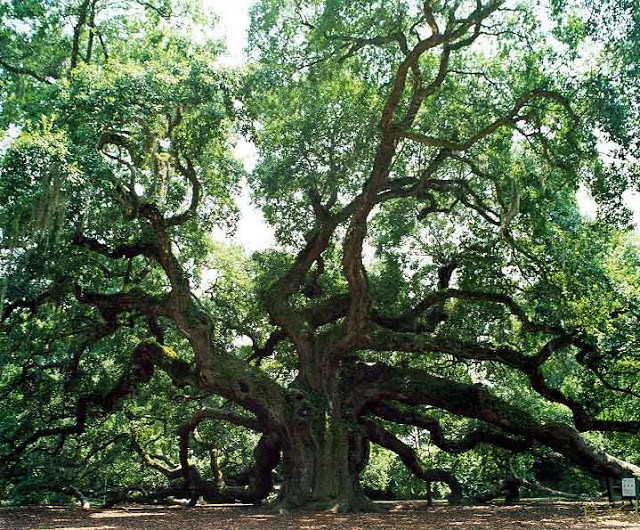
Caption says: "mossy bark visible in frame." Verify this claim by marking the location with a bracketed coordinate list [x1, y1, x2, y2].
[275, 355, 377, 512]
[277, 410, 375, 512]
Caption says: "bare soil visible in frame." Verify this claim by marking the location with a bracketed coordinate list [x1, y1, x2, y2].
[1, 501, 639, 530]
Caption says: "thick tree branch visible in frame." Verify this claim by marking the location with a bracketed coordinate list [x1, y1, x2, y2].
[1, 291, 51, 323]
[361, 418, 463, 503]
[354, 363, 640, 479]
[368, 402, 533, 454]
[4, 339, 195, 459]
[74, 286, 172, 321]
[398, 89, 578, 152]
[72, 232, 157, 260]
[0, 58, 53, 84]
[248, 328, 289, 365]
[181, 407, 263, 434]
[70, 0, 92, 70]
[367, 326, 640, 433]
[376, 287, 565, 336]
[166, 156, 202, 227]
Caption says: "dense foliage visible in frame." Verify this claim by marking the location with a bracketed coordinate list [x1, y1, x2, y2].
[1, 0, 640, 511]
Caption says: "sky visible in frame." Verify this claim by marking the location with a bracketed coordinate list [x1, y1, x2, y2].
[207, 0, 277, 253]
[208, 0, 255, 67]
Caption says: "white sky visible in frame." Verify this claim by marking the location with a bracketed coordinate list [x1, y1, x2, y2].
[208, 0, 255, 67]
[208, 0, 276, 253]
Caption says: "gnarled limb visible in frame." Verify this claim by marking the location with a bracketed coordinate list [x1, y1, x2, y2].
[368, 402, 533, 454]
[366, 327, 640, 434]
[398, 89, 578, 152]
[1, 291, 51, 323]
[166, 155, 202, 227]
[0, 57, 54, 83]
[354, 363, 640, 480]
[361, 418, 463, 504]
[3, 339, 195, 460]
[72, 232, 158, 261]
[175, 407, 264, 503]
[376, 287, 565, 337]
[181, 407, 262, 434]
[475, 478, 522, 504]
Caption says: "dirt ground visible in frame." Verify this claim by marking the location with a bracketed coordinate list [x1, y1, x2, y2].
[1, 501, 639, 530]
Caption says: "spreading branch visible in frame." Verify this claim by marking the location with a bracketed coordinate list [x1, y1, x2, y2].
[362, 418, 463, 504]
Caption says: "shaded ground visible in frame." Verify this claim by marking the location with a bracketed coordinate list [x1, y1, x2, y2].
[1, 501, 640, 530]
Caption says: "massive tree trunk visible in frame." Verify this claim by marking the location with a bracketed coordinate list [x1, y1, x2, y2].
[278, 408, 371, 512]
[275, 357, 374, 512]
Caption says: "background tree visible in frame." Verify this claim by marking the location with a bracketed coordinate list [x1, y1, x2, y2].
[1, 0, 640, 512]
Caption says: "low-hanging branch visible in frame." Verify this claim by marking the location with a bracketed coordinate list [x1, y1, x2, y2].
[361, 418, 463, 503]
[367, 402, 533, 454]
[176, 407, 267, 504]
[352, 362, 640, 480]
[366, 327, 640, 434]
[3, 339, 195, 461]
[128, 407, 279, 506]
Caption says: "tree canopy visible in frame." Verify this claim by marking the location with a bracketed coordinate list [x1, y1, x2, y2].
[1, 0, 640, 512]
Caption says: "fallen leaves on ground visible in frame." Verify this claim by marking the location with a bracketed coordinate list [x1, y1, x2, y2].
[1, 500, 639, 530]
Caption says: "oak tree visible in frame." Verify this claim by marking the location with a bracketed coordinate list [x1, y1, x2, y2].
[1, 0, 640, 511]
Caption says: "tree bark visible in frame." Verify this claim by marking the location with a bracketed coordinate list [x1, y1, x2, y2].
[277, 408, 374, 512]
[271, 354, 377, 512]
